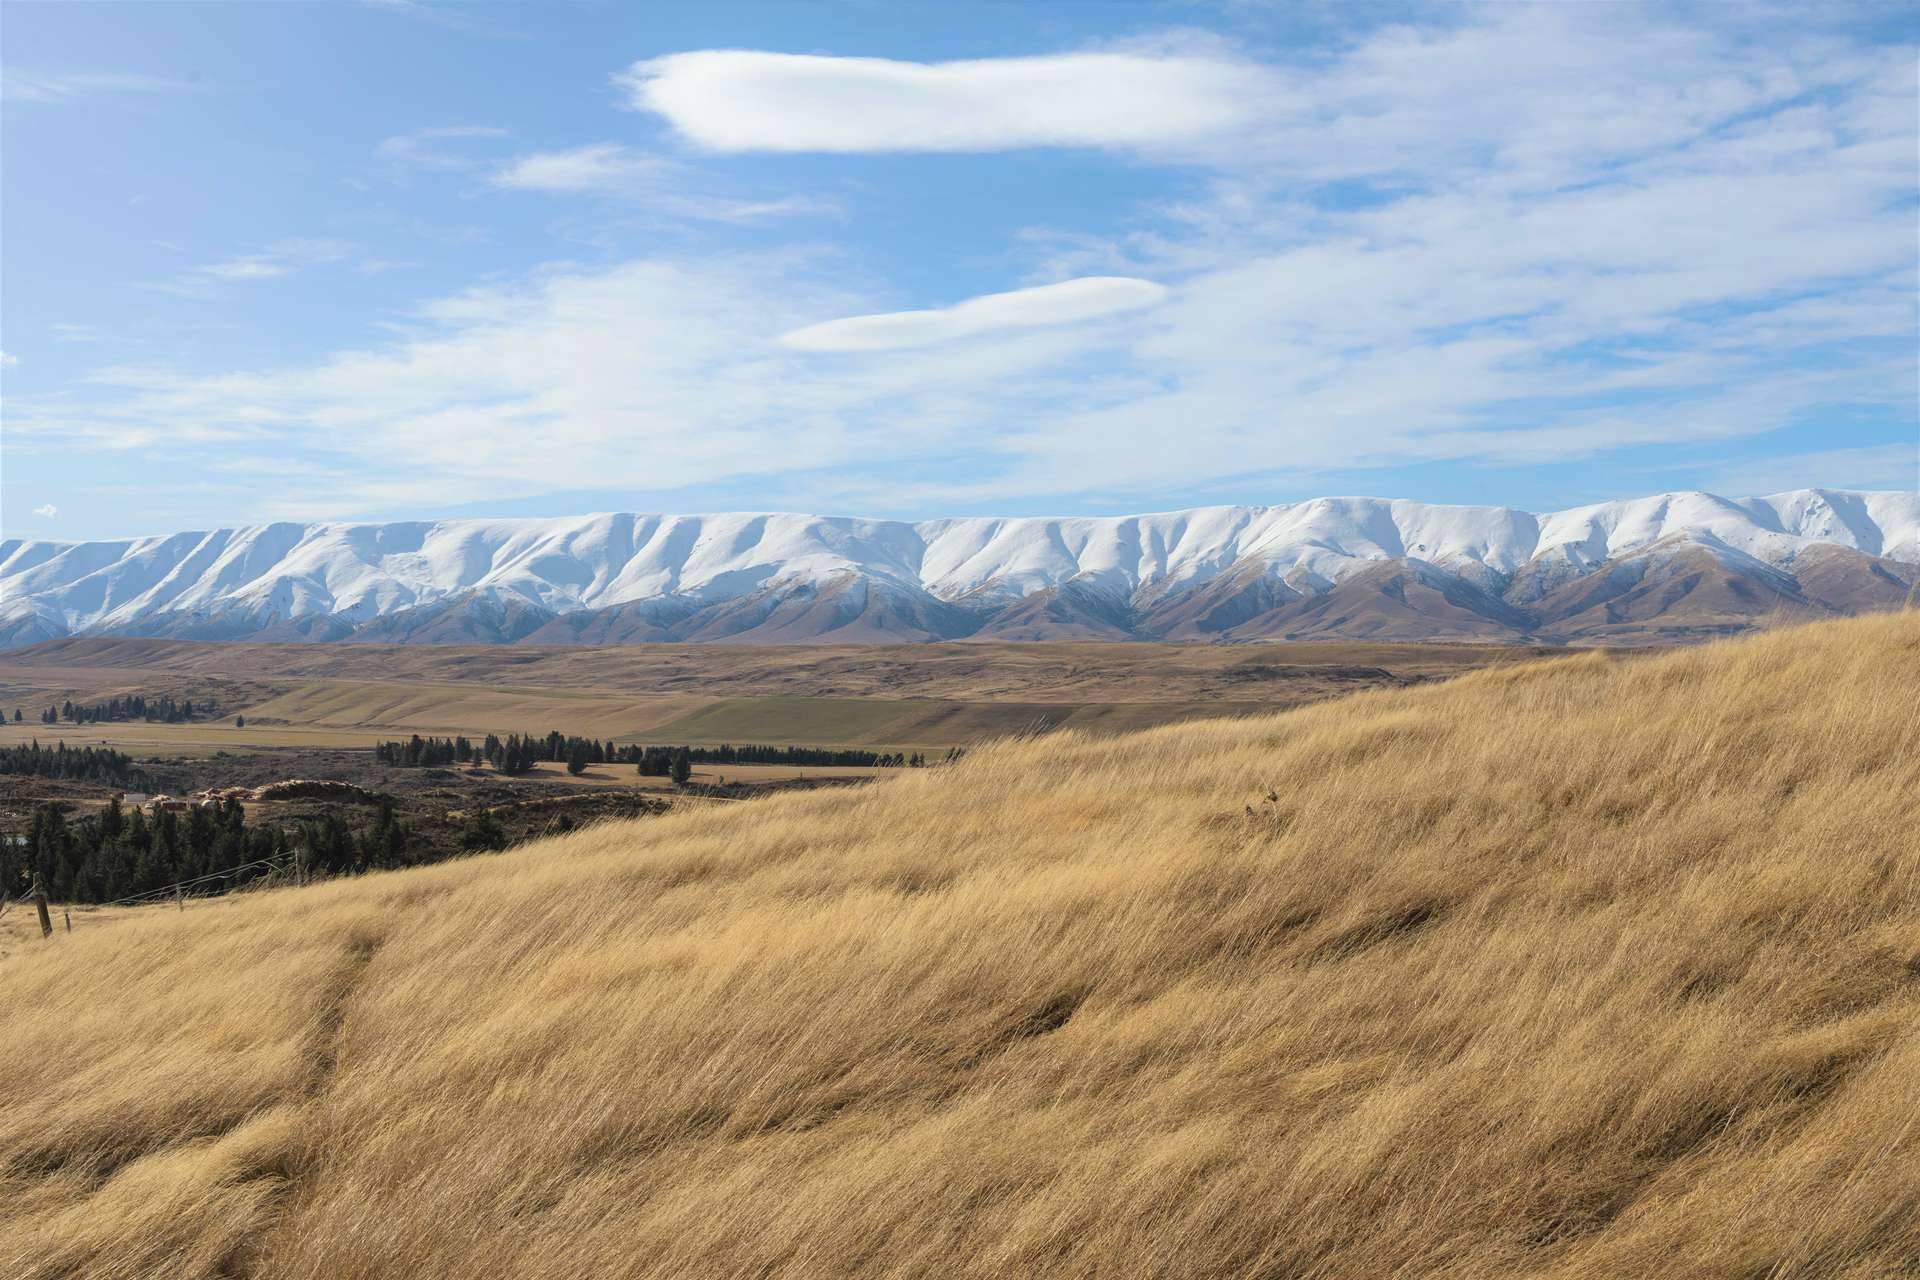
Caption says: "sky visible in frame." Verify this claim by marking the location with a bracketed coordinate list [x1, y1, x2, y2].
[2, 0, 1916, 542]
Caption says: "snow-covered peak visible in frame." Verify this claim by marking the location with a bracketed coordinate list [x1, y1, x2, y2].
[3, 488, 1913, 643]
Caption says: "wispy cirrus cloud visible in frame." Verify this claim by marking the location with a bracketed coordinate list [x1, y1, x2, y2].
[1, 66, 194, 104]
[149, 239, 359, 296]
[375, 125, 509, 172]
[358, 0, 524, 40]
[1695, 444, 1920, 499]
[489, 143, 837, 221]
[202, 256, 294, 282]
[10, 252, 1144, 512]
[490, 143, 667, 192]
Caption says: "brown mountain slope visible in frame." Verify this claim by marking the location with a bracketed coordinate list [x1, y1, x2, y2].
[4, 612, 1916, 1278]
[1223, 558, 1532, 641]
[961, 583, 1138, 642]
[674, 577, 976, 645]
[1134, 560, 1305, 639]
[1788, 543, 1920, 615]
[1526, 541, 1818, 643]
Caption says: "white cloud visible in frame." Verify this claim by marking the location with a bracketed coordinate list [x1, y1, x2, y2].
[376, 125, 508, 171]
[32, 504, 58, 519]
[622, 50, 1272, 153]
[0, 351, 16, 367]
[18, 8, 1916, 519]
[490, 143, 665, 192]
[950, 9, 1919, 498]
[203, 256, 290, 282]
[781, 277, 1170, 352]
[14, 253, 1141, 513]
[1700, 444, 1920, 498]
[359, 0, 523, 39]
[1, 68, 191, 104]
[156, 239, 358, 294]
[489, 143, 835, 221]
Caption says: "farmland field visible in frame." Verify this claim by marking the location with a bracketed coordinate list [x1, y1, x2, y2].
[0, 636, 1544, 757]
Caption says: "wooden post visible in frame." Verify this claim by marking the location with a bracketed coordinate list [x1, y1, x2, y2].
[295, 846, 308, 888]
[31, 872, 52, 940]
[176, 887, 185, 912]
[63, 910, 71, 932]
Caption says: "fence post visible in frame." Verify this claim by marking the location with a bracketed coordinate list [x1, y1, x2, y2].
[32, 872, 52, 940]
[64, 910, 71, 932]
[176, 887, 185, 912]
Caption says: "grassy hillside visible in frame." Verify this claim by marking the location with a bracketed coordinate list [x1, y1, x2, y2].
[3, 614, 1916, 1279]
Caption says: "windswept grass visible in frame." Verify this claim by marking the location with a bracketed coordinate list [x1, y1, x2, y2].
[2, 613, 1916, 1279]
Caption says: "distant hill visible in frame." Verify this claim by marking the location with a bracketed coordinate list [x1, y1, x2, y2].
[3, 488, 1915, 647]
[3, 612, 1915, 1277]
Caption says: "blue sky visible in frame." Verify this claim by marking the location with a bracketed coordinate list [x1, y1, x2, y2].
[3, 0, 1916, 541]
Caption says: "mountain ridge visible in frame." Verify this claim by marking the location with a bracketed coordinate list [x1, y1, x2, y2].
[4, 488, 1915, 647]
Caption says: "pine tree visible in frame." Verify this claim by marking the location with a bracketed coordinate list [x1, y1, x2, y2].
[139, 811, 180, 895]
[124, 806, 150, 857]
[186, 806, 218, 877]
[101, 794, 125, 843]
[671, 748, 692, 787]
[566, 740, 590, 776]
[460, 807, 507, 852]
[361, 799, 409, 869]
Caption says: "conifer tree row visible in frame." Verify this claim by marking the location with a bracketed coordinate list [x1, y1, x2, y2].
[370, 730, 965, 774]
[0, 741, 149, 788]
[0, 795, 430, 904]
[37, 694, 211, 725]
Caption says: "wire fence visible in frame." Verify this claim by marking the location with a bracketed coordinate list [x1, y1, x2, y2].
[95, 857, 295, 910]
[12, 784, 756, 926]
[2, 859, 296, 930]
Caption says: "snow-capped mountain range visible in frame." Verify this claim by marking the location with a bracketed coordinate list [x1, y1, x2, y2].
[3, 489, 1916, 648]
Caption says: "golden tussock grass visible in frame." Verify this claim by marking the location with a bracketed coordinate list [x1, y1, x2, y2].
[2, 613, 1916, 1278]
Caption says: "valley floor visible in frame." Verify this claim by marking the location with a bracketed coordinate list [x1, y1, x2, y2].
[0, 635, 1528, 754]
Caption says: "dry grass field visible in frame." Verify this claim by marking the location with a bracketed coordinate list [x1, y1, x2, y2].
[2, 613, 1915, 1278]
[0, 636, 1534, 755]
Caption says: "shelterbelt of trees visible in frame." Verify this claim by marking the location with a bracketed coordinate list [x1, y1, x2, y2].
[0, 741, 148, 788]
[17, 693, 214, 726]
[374, 730, 961, 775]
[1, 794, 510, 906]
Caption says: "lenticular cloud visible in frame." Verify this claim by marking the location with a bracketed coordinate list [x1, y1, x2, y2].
[779, 277, 1171, 352]
[623, 51, 1266, 153]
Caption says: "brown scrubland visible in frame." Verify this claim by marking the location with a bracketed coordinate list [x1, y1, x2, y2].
[2, 612, 1916, 1279]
